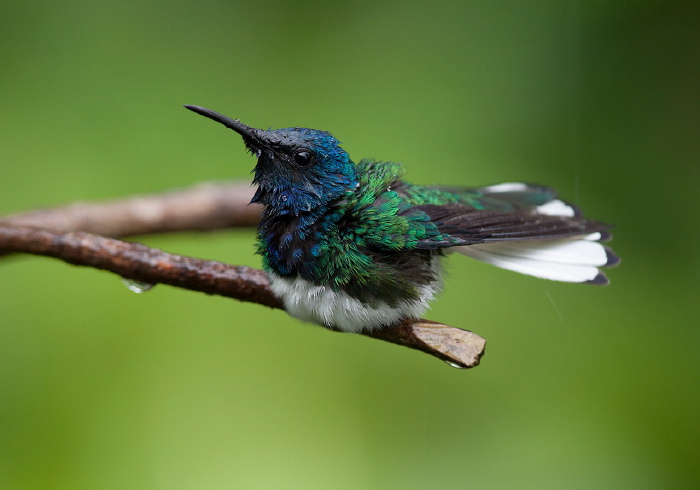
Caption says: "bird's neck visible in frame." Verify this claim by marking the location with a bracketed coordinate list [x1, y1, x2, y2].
[257, 200, 346, 279]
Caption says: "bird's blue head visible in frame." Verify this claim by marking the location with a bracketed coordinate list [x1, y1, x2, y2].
[185, 105, 358, 215]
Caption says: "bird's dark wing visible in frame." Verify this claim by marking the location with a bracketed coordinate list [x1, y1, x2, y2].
[351, 178, 608, 251]
[407, 203, 612, 249]
[349, 173, 618, 284]
[348, 166, 619, 283]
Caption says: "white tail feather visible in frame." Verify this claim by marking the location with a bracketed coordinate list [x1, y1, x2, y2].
[481, 182, 528, 193]
[536, 199, 576, 217]
[457, 236, 609, 283]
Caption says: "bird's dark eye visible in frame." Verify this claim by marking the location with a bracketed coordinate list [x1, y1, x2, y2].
[293, 151, 313, 167]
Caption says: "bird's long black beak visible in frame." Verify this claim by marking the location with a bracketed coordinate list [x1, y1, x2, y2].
[184, 105, 265, 145]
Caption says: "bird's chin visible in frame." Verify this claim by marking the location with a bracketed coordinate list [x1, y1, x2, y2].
[244, 141, 263, 158]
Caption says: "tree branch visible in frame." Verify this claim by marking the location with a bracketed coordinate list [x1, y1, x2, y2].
[0, 182, 261, 237]
[0, 186, 486, 369]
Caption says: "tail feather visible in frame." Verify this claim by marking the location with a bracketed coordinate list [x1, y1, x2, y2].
[457, 183, 618, 284]
[411, 181, 619, 284]
[457, 233, 619, 285]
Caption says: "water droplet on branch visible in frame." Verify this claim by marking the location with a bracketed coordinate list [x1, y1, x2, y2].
[121, 278, 155, 294]
[444, 360, 467, 369]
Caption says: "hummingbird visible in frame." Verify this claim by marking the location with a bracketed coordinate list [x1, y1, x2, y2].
[185, 105, 619, 333]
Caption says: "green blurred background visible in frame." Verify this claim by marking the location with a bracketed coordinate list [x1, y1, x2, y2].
[1, 1, 698, 488]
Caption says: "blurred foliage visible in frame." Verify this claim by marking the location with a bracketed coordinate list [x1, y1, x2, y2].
[1, 0, 698, 488]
